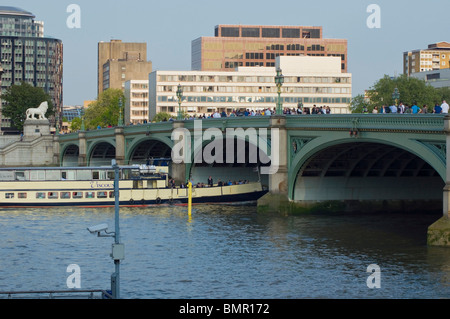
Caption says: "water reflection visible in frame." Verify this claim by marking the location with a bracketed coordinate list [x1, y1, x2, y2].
[0, 205, 448, 299]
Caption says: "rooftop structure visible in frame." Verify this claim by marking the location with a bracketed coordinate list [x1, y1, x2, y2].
[192, 24, 348, 73]
[404, 42, 450, 76]
[98, 40, 152, 95]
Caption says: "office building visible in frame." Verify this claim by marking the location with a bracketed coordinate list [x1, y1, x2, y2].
[0, 6, 63, 129]
[62, 105, 83, 122]
[124, 80, 149, 124]
[98, 40, 152, 95]
[192, 25, 347, 72]
[404, 42, 450, 76]
[410, 68, 450, 89]
[149, 56, 352, 120]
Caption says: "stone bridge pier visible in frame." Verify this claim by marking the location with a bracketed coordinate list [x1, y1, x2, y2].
[428, 116, 450, 246]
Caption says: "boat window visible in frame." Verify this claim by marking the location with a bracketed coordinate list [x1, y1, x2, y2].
[61, 172, 67, 180]
[36, 192, 46, 199]
[60, 192, 71, 199]
[73, 192, 83, 199]
[64, 171, 77, 180]
[18, 193, 27, 199]
[122, 169, 131, 179]
[107, 171, 115, 180]
[5, 193, 14, 199]
[15, 172, 26, 181]
[92, 171, 100, 180]
[48, 192, 58, 199]
[109, 191, 115, 198]
[30, 170, 46, 181]
[97, 191, 107, 198]
[85, 192, 95, 199]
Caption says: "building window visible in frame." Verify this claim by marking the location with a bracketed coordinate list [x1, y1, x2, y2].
[242, 27, 260, 37]
[221, 27, 240, 37]
[262, 28, 280, 38]
[282, 28, 300, 38]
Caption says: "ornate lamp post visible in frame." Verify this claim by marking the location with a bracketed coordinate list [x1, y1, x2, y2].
[176, 84, 183, 120]
[118, 97, 124, 126]
[80, 107, 85, 131]
[275, 68, 285, 115]
[392, 87, 400, 106]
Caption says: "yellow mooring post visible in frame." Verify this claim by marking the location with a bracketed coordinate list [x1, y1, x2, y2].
[188, 181, 192, 219]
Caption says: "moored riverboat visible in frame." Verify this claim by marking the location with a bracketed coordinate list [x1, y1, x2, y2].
[0, 165, 267, 208]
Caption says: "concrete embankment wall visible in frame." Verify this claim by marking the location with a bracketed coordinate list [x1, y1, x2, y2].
[0, 136, 56, 167]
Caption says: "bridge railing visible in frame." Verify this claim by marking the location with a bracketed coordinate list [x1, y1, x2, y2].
[286, 114, 446, 133]
[58, 114, 447, 143]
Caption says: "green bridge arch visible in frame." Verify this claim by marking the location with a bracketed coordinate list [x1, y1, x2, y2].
[288, 132, 446, 200]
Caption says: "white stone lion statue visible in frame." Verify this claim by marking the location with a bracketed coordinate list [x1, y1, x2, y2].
[26, 101, 48, 120]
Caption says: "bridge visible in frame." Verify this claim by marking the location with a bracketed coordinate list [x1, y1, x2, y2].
[57, 114, 450, 245]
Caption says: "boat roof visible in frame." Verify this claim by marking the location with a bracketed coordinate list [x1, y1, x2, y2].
[0, 166, 141, 171]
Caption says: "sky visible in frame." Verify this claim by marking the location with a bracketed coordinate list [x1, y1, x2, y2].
[4, 0, 450, 106]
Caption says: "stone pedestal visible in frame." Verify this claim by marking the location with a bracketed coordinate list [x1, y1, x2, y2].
[23, 119, 50, 138]
[428, 216, 450, 246]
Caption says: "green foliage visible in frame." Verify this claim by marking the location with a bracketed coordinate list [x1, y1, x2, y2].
[84, 89, 125, 129]
[70, 117, 82, 132]
[349, 94, 371, 113]
[1, 82, 54, 131]
[152, 112, 173, 123]
[436, 87, 450, 102]
[350, 75, 445, 113]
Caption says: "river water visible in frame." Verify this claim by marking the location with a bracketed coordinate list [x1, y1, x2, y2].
[0, 204, 448, 299]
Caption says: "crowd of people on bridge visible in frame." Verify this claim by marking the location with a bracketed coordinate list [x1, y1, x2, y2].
[154, 105, 332, 123]
[367, 100, 449, 114]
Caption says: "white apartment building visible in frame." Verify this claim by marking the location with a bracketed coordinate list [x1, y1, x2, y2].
[124, 80, 149, 124]
[148, 56, 352, 120]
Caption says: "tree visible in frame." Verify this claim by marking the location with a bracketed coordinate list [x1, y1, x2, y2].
[152, 112, 173, 123]
[349, 94, 371, 113]
[84, 89, 125, 129]
[70, 117, 82, 132]
[2, 82, 54, 131]
[364, 75, 440, 113]
[436, 87, 450, 103]
[350, 75, 444, 113]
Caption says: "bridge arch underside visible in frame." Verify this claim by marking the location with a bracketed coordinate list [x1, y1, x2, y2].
[293, 142, 444, 213]
[61, 144, 79, 167]
[128, 140, 172, 164]
[189, 138, 271, 186]
[89, 142, 116, 166]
